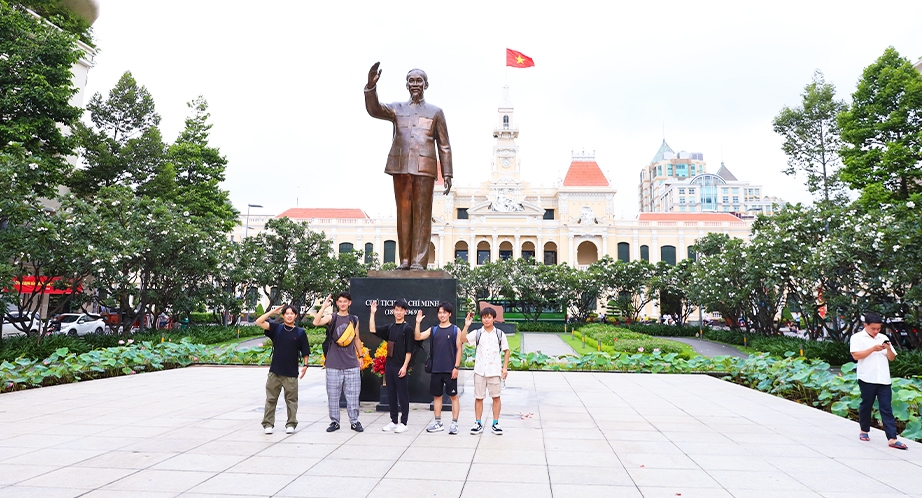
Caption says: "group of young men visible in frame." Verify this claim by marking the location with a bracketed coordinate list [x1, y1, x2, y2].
[254, 292, 511, 436]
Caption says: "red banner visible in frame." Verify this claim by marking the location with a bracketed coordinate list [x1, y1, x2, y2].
[12, 276, 81, 295]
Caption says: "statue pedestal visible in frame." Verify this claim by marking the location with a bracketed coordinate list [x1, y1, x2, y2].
[350, 274, 460, 409]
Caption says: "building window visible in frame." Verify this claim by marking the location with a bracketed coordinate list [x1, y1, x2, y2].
[455, 249, 468, 262]
[722, 187, 729, 194]
[732, 188, 739, 194]
[499, 250, 513, 260]
[338, 242, 353, 253]
[543, 250, 557, 265]
[503, 115, 509, 129]
[522, 250, 535, 260]
[733, 205, 740, 211]
[617, 242, 630, 262]
[688, 188, 695, 194]
[676, 164, 687, 177]
[732, 196, 739, 203]
[679, 196, 685, 204]
[678, 188, 685, 194]
[657, 165, 662, 176]
[667, 164, 673, 176]
[383, 240, 396, 264]
[477, 250, 490, 265]
[640, 245, 649, 262]
[722, 196, 729, 203]
[457, 208, 468, 219]
[364, 242, 373, 264]
[543, 209, 554, 220]
[688, 246, 697, 261]
[680, 206, 686, 212]
[661, 245, 676, 266]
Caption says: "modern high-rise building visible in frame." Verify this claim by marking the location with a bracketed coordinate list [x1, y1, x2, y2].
[638, 140, 779, 216]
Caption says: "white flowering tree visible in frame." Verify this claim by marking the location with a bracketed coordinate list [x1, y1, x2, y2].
[687, 233, 751, 331]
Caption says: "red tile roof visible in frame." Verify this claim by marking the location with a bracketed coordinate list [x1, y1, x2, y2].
[277, 208, 369, 219]
[563, 161, 609, 187]
[638, 213, 742, 222]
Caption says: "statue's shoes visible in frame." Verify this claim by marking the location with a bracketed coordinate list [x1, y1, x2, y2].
[409, 264, 425, 271]
[397, 262, 410, 270]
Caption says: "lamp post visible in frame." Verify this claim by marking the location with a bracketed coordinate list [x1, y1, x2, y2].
[244, 203, 263, 239]
[242, 204, 262, 324]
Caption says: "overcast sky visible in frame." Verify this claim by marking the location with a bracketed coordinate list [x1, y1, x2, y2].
[81, 0, 922, 219]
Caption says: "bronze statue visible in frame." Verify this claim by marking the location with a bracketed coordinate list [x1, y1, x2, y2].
[364, 62, 452, 270]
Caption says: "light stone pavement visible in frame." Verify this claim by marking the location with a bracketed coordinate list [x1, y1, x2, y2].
[2, 367, 922, 498]
[520, 333, 576, 356]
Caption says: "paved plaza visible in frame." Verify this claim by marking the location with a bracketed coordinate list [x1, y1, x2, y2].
[1, 366, 921, 498]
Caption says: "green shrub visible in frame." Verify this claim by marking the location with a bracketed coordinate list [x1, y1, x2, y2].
[507, 321, 569, 333]
[621, 323, 706, 338]
[189, 312, 214, 324]
[576, 325, 693, 359]
[892, 350, 922, 378]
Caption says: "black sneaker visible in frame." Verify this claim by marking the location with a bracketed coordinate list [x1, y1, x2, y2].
[470, 422, 483, 435]
[491, 423, 503, 435]
[351, 421, 364, 432]
[326, 421, 340, 432]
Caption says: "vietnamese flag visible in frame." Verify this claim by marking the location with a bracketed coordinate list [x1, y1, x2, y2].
[506, 48, 535, 68]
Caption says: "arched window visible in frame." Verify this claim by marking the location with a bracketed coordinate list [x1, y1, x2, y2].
[364, 242, 373, 264]
[617, 242, 630, 262]
[383, 240, 396, 264]
[640, 245, 649, 262]
[503, 115, 509, 129]
[661, 245, 676, 266]
[338, 242, 353, 254]
[687, 245, 696, 261]
[454, 241, 468, 262]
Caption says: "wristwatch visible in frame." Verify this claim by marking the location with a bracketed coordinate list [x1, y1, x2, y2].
[453, 365, 460, 369]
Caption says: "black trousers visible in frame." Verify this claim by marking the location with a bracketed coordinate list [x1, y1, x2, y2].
[385, 364, 410, 425]
[858, 379, 897, 440]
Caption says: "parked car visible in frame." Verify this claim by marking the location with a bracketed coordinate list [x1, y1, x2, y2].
[2, 311, 41, 337]
[50, 313, 107, 336]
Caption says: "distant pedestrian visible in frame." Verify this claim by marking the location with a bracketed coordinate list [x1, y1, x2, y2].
[850, 312, 907, 450]
[255, 304, 310, 435]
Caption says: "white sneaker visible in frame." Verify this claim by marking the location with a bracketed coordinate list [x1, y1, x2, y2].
[426, 420, 444, 433]
[264, 426, 273, 434]
[285, 426, 295, 434]
[394, 423, 408, 433]
[382, 422, 397, 432]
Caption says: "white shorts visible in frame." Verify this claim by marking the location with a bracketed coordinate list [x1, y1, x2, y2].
[473, 374, 501, 399]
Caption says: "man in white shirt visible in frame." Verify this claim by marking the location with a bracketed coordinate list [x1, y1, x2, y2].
[849, 312, 907, 450]
[461, 307, 510, 435]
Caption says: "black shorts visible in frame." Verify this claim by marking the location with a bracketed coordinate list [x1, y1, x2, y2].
[429, 372, 458, 397]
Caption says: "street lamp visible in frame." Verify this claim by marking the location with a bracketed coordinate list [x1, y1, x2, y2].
[244, 204, 262, 239]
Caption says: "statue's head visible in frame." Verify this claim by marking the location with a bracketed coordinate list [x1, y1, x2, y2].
[406, 69, 428, 101]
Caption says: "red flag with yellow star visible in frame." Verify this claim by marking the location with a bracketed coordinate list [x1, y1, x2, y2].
[506, 48, 535, 68]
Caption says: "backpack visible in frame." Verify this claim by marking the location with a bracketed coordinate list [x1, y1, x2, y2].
[323, 314, 359, 356]
[475, 328, 504, 355]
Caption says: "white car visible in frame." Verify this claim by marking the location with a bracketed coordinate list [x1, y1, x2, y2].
[54, 313, 107, 336]
[2, 312, 41, 337]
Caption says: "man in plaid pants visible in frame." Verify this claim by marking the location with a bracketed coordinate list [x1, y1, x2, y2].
[313, 292, 364, 433]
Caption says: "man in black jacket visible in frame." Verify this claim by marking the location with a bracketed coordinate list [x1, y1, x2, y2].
[370, 299, 415, 433]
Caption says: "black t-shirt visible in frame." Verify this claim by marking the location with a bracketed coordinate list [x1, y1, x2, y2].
[373, 322, 415, 368]
[265, 322, 310, 377]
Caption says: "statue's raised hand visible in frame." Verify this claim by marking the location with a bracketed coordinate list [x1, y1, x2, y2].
[367, 62, 382, 89]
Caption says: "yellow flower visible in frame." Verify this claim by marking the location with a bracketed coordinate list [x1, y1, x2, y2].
[375, 342, 388, 358]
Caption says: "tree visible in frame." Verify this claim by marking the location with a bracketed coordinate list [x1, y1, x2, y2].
[0, 149, 103, 342]
[559, 263, 603, 322]
[69, 71, 166, 197]
[0, 1, 82, 195]
[250, 217, 332, 310]
[502, 258, 565, 322]
[651, 259, 697, 325]
[772, 70, 848, 204]
[594, 257, 655, 322]
[687, 234, 750, 331]
[168, 97, 237, 232]
[839, 47, 922, 205]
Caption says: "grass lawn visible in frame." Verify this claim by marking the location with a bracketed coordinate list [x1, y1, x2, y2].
[507, 333, 522, 352]
[503, 312, 566, 321]
[557, 332, 698, 358]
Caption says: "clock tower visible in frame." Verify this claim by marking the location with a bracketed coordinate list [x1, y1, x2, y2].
[492, 86, 521, 182]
